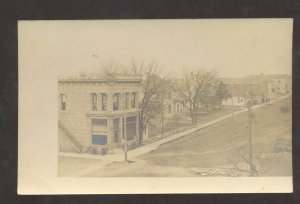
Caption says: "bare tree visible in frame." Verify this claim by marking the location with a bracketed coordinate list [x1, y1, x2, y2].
[200, 80, 231, 113]
[132, 60, 169, 145]
[78, 59, 126, 79]
[227, 145, 261, 176]
[178, 70, 216, 125]
[101, 58, 169, 145]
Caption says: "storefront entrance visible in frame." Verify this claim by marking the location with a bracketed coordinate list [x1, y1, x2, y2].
[92, 119, 107, 145]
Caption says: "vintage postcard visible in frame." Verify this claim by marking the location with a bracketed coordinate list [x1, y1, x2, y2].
[18, 19, 293, 194]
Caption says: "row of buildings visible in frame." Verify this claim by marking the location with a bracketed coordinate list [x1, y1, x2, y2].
[221, 74, 291, 106]
[58, 73, 291, 154]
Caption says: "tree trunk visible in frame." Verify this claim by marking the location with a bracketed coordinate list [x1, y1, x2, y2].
[194, 107, 198, 125]
[138, 117, 144, 146]
[192, 112, 196, 125]
[138, 125, 143, 146]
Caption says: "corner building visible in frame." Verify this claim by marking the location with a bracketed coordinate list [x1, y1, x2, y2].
[58, 74, 142, 154]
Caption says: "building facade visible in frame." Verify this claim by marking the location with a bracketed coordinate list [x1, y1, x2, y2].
[163, 87, 185, 118]
[267, 78, 290, 100]
[58, 74, 142, 154]
[221, 74, 291, 107]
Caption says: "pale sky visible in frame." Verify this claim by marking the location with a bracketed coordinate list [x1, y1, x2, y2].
[19, 19, 293, 78]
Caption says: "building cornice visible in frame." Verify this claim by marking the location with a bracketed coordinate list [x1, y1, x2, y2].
[58, 74, 142, 83]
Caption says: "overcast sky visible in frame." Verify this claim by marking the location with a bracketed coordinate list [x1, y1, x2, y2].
[19, 19, 293, 78]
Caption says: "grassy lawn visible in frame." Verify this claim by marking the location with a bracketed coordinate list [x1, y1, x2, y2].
[140, 96, 292, 176]
[148, 106, 244, 137]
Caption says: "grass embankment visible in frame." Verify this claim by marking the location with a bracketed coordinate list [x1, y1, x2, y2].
[141, 97, 292, 176]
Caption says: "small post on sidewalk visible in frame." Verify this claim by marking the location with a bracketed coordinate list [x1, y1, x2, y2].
[123, 138, 128, 164]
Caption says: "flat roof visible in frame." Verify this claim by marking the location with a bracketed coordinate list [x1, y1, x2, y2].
[58, 74, 142, 83]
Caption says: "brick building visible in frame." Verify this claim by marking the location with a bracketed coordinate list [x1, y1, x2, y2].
[58, 74, 143, 154]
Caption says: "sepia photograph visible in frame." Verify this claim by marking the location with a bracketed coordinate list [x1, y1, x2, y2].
[18, 19, 293, 193]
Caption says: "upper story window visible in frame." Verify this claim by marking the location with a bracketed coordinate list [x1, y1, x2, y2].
[168, 105, 172, 114]
[101, 93, 107, 111]
[125, 93, 130, 110]
[60, 93, 67, 111]
[272, 88, 276, 93]
[131, 92, 137, 109]
[113, 93, 120, 111]
[91, 93, 98, 111]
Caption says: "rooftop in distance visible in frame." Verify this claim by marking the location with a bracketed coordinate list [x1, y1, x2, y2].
[218, 74, 291, 85]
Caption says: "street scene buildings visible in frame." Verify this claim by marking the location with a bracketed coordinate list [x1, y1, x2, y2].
[17, 19, 293, 195]
[221, 74, 291, 106]
[55, 20, 292, 178]
[58, 71, 292, 177]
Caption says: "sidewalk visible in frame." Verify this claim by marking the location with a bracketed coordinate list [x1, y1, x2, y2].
[60, 94, 290, 176]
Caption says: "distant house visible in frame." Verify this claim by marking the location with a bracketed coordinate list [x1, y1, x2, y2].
[141, 77, 185, 119]
[267, 78, 290, 99]
[221, 74, 291, 107]
[221, 83, 266, 106]
[152, 86, 185, 120]
[163, 83, 185, 118]
[58, 74, 144, 154]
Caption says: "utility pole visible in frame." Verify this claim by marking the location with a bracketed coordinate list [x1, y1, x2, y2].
[276, 81, 279, 100]
[248, 95, 256, 176]
[231, 84, 234, 119]
[123, 91, 128, 164]
[161, 94, 164, 137]
[176, 113, 179, 129]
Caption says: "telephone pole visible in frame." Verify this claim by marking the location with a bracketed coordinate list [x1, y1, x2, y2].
[161, 94, 164, 137]
[231, 84, 234, 119]
[248, 95, 256, 176]
[123, 91, 128, 164]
